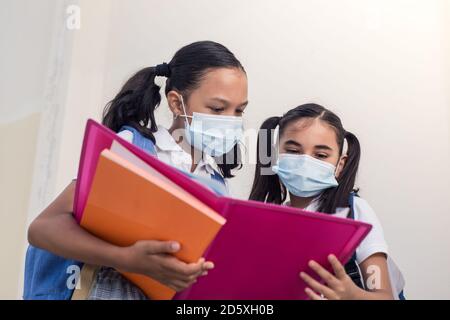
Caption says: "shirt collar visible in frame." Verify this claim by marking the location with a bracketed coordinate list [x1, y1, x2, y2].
[201, 152, 221, 176]
[153, 125, 222, 176]
[284, 196, 349, 217]
[153, 125, 184, 152]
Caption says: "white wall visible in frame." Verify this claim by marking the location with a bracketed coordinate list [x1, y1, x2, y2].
[0, 113, 41, 299]
[3, 0, 449, 299]
[0, 0, 56, 124]
[0, 0, 63, 299]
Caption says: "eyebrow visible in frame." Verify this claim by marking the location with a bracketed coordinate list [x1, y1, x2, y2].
[209, 97, 249, 108]
[284, 140, 302, 147]
[315, 145, 333, 151]
[284, 140, 333, 151]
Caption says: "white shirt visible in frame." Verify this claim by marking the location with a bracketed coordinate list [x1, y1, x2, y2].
[116, 126, 227, 189]
[292, 196, 405, 298]
[304, 196, 387, 265]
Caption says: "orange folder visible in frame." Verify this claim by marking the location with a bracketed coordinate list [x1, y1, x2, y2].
[80, 147, 226, 300]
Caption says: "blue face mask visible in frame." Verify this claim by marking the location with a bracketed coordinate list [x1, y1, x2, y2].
[272, 153, 339, 198]
[180, 96, 243, 157]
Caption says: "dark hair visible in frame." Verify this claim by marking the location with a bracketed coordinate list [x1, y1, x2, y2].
[102, 40, 245, 178]
[249, 103, 361, 214]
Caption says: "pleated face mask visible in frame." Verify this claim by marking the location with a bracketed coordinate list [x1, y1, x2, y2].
[272, 153, 339, 197]
[180, 96, 243, 157]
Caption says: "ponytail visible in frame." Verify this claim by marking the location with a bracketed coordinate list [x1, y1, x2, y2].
[249, 116, 286, 204]
[102, 66, 164, 143]
[318, 130, 361, 213]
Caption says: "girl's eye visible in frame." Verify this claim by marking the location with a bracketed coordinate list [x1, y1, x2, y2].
[209, 106, 224, 113]
[235, 109, 245, 115]
[285, 149, 300, 154]
[316, 153, 328, 159]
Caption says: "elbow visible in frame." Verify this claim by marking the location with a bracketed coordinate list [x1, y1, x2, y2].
[27, 218, 42, 248]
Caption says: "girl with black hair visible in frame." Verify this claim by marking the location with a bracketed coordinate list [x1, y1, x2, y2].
[250, 103, 405, 300]
[25, 41, 248, 299]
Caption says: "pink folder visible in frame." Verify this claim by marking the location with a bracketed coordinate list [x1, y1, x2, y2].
[74, 119, 372, 299]
[175, 199, 371, 299]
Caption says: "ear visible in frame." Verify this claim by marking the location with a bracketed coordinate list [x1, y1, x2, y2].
[167, 90, 184, 118]
[335, 154, 347, 178]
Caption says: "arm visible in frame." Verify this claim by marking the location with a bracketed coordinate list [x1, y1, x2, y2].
[28, 181, 123, 267]
[300, 253, 394, 300]
[28, 181, 213, 291]
[353, 253, 394, 299]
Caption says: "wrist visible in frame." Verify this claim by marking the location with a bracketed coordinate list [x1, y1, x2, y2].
[103, 244, 129, 271]
[347, 281, 367, 300]
[351, 287, 366, 300]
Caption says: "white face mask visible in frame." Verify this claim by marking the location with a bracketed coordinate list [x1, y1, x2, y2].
[272, 153, 339, 197]
[179, 96, 243, 157]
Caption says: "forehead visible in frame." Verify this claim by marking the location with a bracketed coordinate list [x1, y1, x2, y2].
[191, 67, 248, 102]
[281, 118, 339, 148]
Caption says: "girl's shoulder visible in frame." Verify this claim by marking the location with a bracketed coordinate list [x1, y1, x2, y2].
[352, 196, 381, 225]
[117, 129, 134, 143]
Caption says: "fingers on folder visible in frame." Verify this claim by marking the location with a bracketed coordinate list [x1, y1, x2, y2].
[150, 241, 214, 277]
[144, 240, 214, 271]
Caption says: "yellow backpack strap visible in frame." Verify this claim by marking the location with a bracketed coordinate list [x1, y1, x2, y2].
[71, 264, 100, 300]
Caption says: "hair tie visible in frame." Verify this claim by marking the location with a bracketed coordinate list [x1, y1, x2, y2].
[155, 62, 171, 77]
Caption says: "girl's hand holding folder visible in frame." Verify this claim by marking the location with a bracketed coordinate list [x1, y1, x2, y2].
[300, 254, 393, 300]
[118, 240, 214, 292]
[300, 254, 360, 300]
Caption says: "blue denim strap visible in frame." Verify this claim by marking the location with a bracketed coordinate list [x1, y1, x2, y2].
[23, 245, 83, 299]
[119, 126, 157, 156]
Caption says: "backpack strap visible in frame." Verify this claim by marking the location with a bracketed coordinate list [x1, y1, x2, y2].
[119, 126, 157, 156]
[210, 168, 226, 186]
[23, 245, 84, 300]
[344, 192, 365, 289]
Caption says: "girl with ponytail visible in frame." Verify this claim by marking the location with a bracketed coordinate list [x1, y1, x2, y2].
[26, 41, 248, 299]
[250, 103, 405, 300]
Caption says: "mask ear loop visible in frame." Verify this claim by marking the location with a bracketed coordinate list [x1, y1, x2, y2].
[273, 123, 280, 164]
[233, 115, 247, 157]
[335, 136, 349, 176]
[179, 95, 207, 162]
[178, 95, 193, 121]
[237, 139, 247, 156]
[266, 124, 280, 177]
